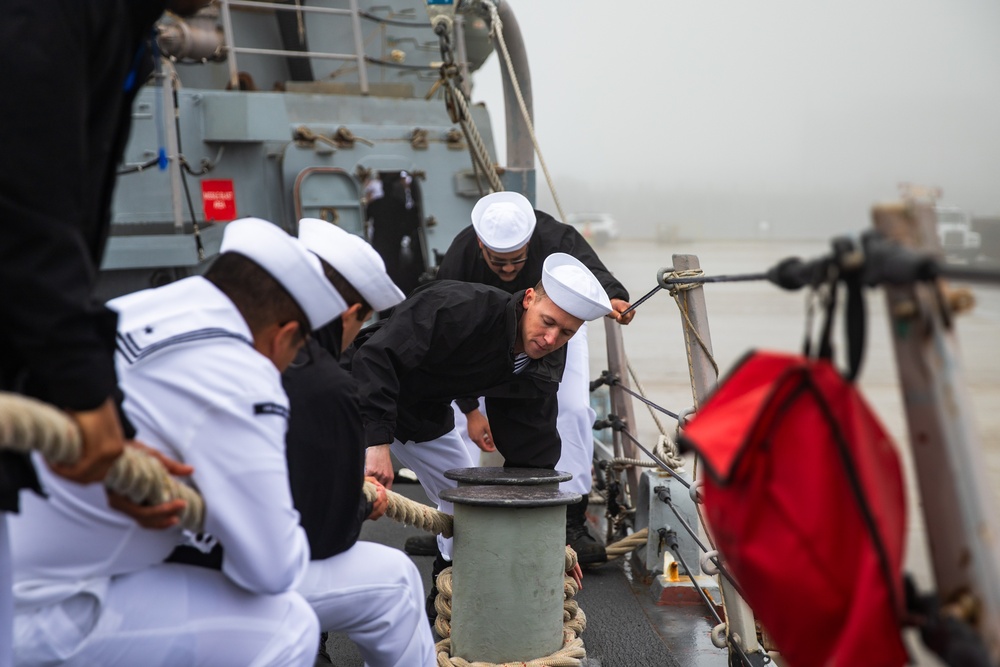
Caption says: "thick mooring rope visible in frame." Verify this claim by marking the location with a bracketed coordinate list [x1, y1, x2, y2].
[0, 391, 204, 531]
[362, 480, 454, 537]
[604, 527, 649, 561]
[433, 547, 588, 667]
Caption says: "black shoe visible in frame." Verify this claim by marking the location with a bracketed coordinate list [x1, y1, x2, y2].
[315, 632, 333, 666]
[405, 534, 439, 556]
[566, 497, 607, 565]
[426, 553, 450, 625]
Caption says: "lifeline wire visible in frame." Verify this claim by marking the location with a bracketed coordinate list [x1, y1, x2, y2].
[614, 422, 691, 489]
[620, 271, 769, 317]
[656, 487, 748, 600]
[670, 543, 759, 667]
[609, 379, 680, 421]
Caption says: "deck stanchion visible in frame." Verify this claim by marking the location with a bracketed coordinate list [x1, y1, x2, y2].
[673, 253, 767, 664]
[440, 484, 580, 664]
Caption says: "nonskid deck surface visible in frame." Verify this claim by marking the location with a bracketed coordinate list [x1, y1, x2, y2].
[325, 481, 724, 667]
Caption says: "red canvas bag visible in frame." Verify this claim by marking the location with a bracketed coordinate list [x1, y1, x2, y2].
[679, 350, 908, 666]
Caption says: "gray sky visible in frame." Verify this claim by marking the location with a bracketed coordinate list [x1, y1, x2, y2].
[471, 0, 1000, 238]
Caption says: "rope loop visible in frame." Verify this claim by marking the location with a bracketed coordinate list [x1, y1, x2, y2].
[432, 544, 589, 666]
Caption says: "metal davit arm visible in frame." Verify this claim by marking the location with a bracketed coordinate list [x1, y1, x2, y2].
[873, 202, 1000, 661]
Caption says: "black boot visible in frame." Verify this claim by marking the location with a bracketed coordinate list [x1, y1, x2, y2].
[566, 496, 607, 565]
[426, 552, 451, 625]
[314, 631, 333, 666]
[404, 533, 439, 556]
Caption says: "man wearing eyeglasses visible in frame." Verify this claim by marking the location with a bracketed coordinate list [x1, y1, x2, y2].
[434, 192, 633, 565]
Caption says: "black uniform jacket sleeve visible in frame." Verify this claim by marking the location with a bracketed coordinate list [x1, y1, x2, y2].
[436, 211, 629, 302]
[283, 338, 366, 560]
[350, 281, 565, 456]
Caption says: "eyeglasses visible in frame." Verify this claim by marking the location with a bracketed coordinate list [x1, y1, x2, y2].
[483, 250, 529, 268]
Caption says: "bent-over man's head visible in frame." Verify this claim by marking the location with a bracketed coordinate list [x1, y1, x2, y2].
[471, 191, 536, 283]
[297, 218, 405, 351]
[516, 253, 612, 359]
[207, 217, 346, 370]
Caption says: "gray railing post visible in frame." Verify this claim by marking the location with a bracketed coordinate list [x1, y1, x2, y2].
[672, 253, 765, 662]
[603, 319, 641, 507]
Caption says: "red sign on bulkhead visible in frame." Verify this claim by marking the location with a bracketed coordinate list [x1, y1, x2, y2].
[201, 179, 237, 221]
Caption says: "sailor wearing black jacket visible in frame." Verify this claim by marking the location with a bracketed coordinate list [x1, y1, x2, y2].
[291, 219, 435, 667]
[434, 192, 634, 564]
[356, 253, 613, 563]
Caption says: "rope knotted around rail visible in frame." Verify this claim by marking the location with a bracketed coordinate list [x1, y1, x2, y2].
[0, 391, 205, 532]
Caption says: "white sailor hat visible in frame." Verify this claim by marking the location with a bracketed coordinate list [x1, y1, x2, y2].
[541, 253, 613, 321]
[220, 217, 347, 330]
[298, 218, 406, 311]
[471, 191, 536, 253]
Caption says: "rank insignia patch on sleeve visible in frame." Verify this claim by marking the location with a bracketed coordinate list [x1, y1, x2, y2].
[254, 402, 290, 419]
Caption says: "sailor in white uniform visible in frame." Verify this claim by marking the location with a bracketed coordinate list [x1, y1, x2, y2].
[8, 218, 347, 667]
[292, 219, 436, 666]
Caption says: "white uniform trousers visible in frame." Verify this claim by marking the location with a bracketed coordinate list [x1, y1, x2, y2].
[451, 323, 596, 496]
[298, 541, 435, 667]
[1, 515, 12, 667]
[389, 428, 474, 560]
[13, 564, 319, 667]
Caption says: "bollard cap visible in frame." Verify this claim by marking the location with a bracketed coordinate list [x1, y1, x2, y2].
[441, 485, 581, 508]
[444, 467, 572, 486]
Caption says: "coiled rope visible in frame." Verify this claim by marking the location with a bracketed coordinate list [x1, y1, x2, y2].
[433, 547, 588, 667]
[0, 391, 204, 531]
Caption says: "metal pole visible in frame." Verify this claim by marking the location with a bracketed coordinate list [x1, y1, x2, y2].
[159, 63, 185, 233]
[347, 0, 369, 95]
[873, 202, 1000, 658]
[218, 0, 240, 89]
[672, 254, 764, 661]
[492, 1, 535, 200]
[604, 319, 641, 507]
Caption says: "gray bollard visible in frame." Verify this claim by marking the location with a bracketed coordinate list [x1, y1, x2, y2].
[444, 466, 571, 489]
[440, 485, 580, 664]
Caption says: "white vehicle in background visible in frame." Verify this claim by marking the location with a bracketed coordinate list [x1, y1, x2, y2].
[935, 205, 981, 260]
[565, 212, 620, 245]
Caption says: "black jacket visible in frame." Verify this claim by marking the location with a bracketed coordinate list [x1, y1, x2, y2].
[283, 325, 369, 560]
[436, 210, 629, 301]
[0, 0, 167, 510]
[349, 281, 563, 469]
[435, 209, 628, 414]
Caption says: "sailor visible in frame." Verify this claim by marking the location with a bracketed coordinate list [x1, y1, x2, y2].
[7, 218, 347, 666]
[288, 219, 436, 666]
[354, 252, 612, 615]
[435, 192, 634, 564]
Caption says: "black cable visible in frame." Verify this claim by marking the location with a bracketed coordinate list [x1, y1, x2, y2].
[663, 272, 769, 286]
[117, 157, 160, 175]
[654, 486, 749, 600]
[612, 422, 691, 489]
[359, 11, 430, 27]
[609, 379, 679, 420]
[619, 284, 663, 317]
[364, 55, 437, 71]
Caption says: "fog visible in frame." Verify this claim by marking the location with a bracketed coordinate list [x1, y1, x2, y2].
[471, 0, 1000, 240]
